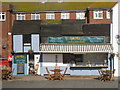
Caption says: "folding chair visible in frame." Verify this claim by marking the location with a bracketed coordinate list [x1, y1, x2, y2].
[98, 69, 103, 80]
[61, 67, 68, 80]
[46, 67, 54, 80]
[34, 64, 39, 75]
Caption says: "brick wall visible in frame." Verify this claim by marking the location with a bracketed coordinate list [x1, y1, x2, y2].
[0, 4, 12, 58]
[55, 12, 61, 19]
[70, 12, 76, 19]
[40, 13, 46, 20]
[88, 10, 112, 24]
[26, 13, 31, 20]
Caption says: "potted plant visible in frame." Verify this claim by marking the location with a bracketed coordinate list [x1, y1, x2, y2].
[28, 49, 34, 54]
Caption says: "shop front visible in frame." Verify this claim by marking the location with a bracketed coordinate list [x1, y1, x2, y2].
[39, 43, 113, 75]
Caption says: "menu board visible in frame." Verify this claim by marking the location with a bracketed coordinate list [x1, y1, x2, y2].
[17, 63, 24, 74]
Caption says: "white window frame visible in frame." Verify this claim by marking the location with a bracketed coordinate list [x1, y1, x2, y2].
[93, 10, 103, 19]
[46, 13, 55, 19]
[0, 12, 6, 21]
[106, 11, 110, 19]
[16, 14, 26, 20]
[31, 13, 40, 20]
[61, 13, 70, 19]
[76, 12, 85, 19]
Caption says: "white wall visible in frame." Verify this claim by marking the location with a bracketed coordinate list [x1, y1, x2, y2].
[118, 2, 120, 76]
[111, 2, 119, 76]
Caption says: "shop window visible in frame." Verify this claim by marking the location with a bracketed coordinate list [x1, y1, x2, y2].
[23, 34, 31, 45]
[63, 54, 83, 64]
[0, 12, 6, 21]
[46, 13, 55, 19]
[76, 12, 85, 19]
[16, 14, 26, 20]
[31, 13, 40, 20]
[61, 13, 70, 19]
[93, 10, 103, 19]
[106, 11, 110, 19]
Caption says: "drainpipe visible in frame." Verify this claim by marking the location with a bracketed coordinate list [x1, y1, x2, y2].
[55, 55, 58, 66]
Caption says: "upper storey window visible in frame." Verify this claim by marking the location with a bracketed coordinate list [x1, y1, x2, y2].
[61, 13, 70, 19]
[31, 13, 40, 20]
[16, 14, 26, 20]
[106, 11, 110, 19]
[93, 10, 103, 19]
[76, 12, 85, 19]
[46, 13, 55, 19]
[0, 12, 6, 21]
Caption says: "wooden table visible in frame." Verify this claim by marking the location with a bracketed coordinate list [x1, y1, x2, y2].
[50, 69, 63, 80]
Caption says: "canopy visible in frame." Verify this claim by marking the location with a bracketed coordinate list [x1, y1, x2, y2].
[40, 44, 113, 53]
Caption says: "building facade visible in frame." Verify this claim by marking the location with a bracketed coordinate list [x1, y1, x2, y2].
[0, 2, 119, 76]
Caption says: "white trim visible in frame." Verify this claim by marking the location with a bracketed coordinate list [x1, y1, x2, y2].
[16, 14, 26, 20]
[93, 10, 103, 19]
[76, 12, 85, 19]
[106, 11, 110, 19]
[24, 43, 31, 46]
[61, 13, 70, 19]
[31, 13, 40, 20]
[0, 12, 6, 21]
[46, 13, 55, 19]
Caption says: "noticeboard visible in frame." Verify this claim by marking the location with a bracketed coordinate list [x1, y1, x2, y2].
[48, 36, 105, 44]
[14, 54, 27, 64]
[17, 63, 24, 74]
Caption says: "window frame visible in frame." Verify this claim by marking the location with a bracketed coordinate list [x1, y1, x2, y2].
[93, 10, 103, 19]
[106, 11, 110, 19]
[16, 13, 26, 20]
[46, 13, 55, 19]
[31, 13, 40, 20]
[61, 13, 70, 19]
[0, 12, 6, 21]
[76, 12, 85, 19]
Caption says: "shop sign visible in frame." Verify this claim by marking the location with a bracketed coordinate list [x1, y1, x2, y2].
[117, 39, 120, 45]
[48, 36, 105, 44]
[115, 35, 120, 45]
[17, 63, 24, 74]
[14, 54, 27, 64]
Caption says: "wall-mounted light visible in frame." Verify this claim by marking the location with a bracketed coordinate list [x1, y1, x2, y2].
[8, 32, 12, 35]
[2, 44, 7, 49]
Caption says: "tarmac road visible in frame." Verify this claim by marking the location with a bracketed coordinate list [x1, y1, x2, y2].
[2, 78, 119, 88]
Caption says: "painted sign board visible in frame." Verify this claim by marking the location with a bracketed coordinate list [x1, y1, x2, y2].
[48, 36, 105, 44]
[14, 54, 27, 64]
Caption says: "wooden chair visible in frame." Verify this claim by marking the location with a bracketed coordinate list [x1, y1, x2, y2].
[108, 69, 115, 81]
[46, 67, 54, 80]
[34, 64, 39, 75]
[61, 67, 68, 80]
[98, 69, 103, 80]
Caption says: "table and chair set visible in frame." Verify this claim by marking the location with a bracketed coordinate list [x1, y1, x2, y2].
[98, 69, 115, 82]
[46, 66, 68, 80]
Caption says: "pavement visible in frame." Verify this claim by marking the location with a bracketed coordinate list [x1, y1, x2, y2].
[1, 75, 120, 89]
